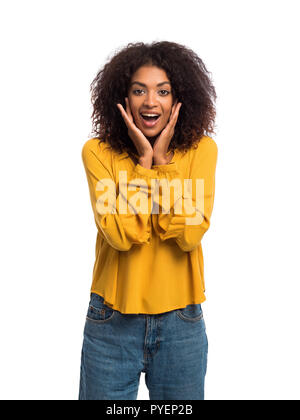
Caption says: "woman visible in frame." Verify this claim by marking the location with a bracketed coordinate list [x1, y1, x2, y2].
[79, 41, 218, 400]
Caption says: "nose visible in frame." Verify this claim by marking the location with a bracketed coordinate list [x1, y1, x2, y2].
[143, 90, 158, 108]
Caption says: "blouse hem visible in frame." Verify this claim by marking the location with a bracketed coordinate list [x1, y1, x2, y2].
[90, 289, 206, 315]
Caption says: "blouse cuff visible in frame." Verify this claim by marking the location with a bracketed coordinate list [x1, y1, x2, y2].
[152, 162, 180, 174]
[134, 163, 158, 178]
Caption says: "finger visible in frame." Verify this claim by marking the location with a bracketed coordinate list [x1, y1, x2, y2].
[124, 97, 134, 123]
[171, 100, 181, 120]
[167, 101, 177, 125]
[170, 100, 178, 118]
[169, 102, 182, 126]
[174, 101, 181, 115]
[117, 103, 132, 127]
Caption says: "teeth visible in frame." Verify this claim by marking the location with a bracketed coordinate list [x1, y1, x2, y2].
[141, 114, 160, 117]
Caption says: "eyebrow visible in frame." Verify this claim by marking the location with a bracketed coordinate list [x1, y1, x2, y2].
[130, 81, 171, 87]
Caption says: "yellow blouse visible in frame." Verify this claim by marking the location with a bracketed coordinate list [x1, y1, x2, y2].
[81, 135, 218, 314]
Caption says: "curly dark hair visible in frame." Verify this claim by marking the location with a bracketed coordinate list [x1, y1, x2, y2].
[89, 41, 217, 162]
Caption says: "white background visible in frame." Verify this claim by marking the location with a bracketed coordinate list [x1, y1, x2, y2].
[0, 0, 299, 400]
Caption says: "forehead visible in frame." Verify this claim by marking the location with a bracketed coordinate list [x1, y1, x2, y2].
[130, 65, 170, 84]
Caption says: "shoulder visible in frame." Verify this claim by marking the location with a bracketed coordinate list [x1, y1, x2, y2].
[183, 136, 218, 161]
[82, 137, 111, 157]
[81, 138, 115, 165]
[195, 135, 218, 152]
[189, 135, 218, 162]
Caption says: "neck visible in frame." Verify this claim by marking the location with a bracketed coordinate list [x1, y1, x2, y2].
[147, 134, 158, 147]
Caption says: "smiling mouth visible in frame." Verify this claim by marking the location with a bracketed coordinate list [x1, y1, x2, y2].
[140, 113, 161, 128]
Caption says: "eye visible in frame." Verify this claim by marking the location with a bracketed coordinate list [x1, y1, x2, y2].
[132, 89, 170, 96]
[133, 89, 144, 95]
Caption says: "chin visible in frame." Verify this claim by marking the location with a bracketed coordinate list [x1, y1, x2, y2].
[138, 121, 166, 139]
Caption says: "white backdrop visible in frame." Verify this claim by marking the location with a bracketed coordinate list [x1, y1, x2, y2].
[1, 0, 299, 400]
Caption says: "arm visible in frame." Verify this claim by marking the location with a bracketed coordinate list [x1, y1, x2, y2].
[151, 137, 218, 252]
[82, 139, 158, 251]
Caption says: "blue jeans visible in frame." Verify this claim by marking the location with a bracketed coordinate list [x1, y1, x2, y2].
[79, 293, 208, 400]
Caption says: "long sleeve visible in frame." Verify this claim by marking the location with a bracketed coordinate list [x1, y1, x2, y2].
[151, 137, 218, 252]
[82, 139, 159, 251]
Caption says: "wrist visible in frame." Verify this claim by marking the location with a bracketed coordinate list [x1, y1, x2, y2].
[153, 152, 174, 165]
[138, 156, 153, 169]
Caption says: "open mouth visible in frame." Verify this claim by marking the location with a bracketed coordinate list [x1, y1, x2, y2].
[140, 113, 161, 128]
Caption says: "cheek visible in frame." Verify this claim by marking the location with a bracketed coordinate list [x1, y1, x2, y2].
[164, 108, 172, 122]
[129, 100, 140, 118]
[127, 97, 133, 109]
[165, 102, 173, 117]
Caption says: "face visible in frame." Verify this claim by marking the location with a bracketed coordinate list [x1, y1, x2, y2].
[128, 65, 175, 141]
